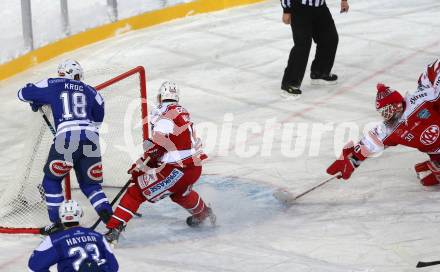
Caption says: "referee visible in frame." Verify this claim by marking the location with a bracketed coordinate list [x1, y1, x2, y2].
[280, 0, 349, 98]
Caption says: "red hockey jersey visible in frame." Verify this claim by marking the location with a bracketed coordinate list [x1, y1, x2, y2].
[361, 85, 440, 155]
[150, 102, 206, 166]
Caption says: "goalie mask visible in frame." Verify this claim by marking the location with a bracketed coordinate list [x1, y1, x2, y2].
[157, 81, 180, 103]
[59, 200, 83, 224]
[376, 83, 404, 122]
[57, 59, 84, 81]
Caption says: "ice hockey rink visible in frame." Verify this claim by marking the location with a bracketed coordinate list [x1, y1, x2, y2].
[1, 0, 440, 271]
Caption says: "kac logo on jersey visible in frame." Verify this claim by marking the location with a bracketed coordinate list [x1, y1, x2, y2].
[420, 125, 440, 145]
[418, 109, 431, 119]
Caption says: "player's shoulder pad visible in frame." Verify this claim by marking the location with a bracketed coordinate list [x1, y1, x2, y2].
[166, 104, 190, 121]
[35, 236, 53, 252]
[23, 78, 51, 89]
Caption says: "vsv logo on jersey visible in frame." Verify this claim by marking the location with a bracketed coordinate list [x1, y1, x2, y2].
[418, 109, 431, 119]
[420, 125, 440, 145]
[50, 160, 73, 177]
[410, 93, 428, 104]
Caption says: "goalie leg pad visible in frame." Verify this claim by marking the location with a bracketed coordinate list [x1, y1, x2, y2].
[421, 173, 440, 186]
[427, 160, 440, 175]
[42, 174, 64, 222]
[415, 161, 430, 174]
[415, 157, 440, 183]
[107, 184, 146, 229]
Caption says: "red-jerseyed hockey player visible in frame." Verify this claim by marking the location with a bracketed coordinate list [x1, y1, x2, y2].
[327, 59, 440, 185]
[104, 81, 215, 245]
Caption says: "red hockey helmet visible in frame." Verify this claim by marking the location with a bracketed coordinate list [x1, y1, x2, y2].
[375, 83, 404, 121]
[418, 59, 440, 89]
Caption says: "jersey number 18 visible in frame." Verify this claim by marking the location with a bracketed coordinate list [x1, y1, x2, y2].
[60, 92, 87, 119]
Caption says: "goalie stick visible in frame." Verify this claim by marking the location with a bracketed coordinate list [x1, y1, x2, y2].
[273, 174, 339, 205]
[416, 260, 440, 268]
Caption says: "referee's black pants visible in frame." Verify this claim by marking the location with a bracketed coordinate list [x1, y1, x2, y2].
[282, 4, 339, 88]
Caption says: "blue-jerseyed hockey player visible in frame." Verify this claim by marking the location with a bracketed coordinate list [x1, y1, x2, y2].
[28, 200, 119, 272]
[17, 60, 112, 235]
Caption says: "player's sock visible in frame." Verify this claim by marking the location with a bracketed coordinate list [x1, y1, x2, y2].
[80, 184, 112, 218]
[42, 175, 64, 222]
[106, 185, 143, 229]
[171, 191, 215, 227]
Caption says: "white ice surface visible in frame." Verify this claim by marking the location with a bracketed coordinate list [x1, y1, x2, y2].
[1, 0, 440, 271]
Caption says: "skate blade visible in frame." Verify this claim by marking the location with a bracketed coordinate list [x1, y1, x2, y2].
[311, 79, 338, 86]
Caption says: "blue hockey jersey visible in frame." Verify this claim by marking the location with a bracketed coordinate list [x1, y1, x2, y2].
[28, 226, 118, 272]
[18, 78, 104, 140]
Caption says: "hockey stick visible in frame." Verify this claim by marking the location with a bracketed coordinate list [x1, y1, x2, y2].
[416, 260, 440, 268]
[90, 157, 151, 230]
[38, 108, 56, 135]
[90, 178, 132, 230]
[273, 174, 339, 205]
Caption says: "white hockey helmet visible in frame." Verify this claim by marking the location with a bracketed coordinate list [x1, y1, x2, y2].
[59, 200, 83, 224]
[57, 59, 84, 81]
[158, 81, 180, 103]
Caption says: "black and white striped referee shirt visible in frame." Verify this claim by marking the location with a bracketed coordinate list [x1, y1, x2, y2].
[281, 0, 326, 10]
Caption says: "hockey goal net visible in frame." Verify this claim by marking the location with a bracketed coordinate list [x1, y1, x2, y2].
[0, 66, 148, 234]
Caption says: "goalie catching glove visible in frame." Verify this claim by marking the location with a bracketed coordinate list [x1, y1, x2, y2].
[327, 141, 368, 180]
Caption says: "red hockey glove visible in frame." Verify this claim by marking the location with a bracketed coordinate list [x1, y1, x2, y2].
[127, 158, 147, 181]
[127, 139, 166, 177]
[327, 141, 367, 180]
[415, 160, 440, 186]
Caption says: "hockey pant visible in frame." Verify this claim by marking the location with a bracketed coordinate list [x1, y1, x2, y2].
[107, 164, 207, 228]
[42, 140, 112, 223]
